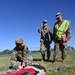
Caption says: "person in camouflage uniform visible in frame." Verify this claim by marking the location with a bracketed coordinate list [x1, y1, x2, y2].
[53, 12, 72, 62]
[10, 38, 28, 69]
[38, 20, 53, 61]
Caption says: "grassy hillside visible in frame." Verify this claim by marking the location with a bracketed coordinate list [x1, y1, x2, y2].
[0, 50, 75, 75]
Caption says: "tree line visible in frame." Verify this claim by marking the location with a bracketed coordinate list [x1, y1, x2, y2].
[0, 46, 75, 55]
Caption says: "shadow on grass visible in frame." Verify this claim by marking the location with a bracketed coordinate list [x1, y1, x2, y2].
[33, 58, 63, 63]
[33, 58, 54, 62]
[33, 59, 41, 61]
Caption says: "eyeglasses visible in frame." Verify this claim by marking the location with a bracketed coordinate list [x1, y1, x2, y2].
[43, 22, 47, 23]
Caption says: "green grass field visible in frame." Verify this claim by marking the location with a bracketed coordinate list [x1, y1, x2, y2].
[0, 50, 75, 75]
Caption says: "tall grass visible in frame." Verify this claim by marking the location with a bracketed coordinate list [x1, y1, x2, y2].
[0, 50, 75, 75]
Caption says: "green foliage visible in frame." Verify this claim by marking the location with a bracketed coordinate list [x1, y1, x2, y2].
[0, 49, 12, 55]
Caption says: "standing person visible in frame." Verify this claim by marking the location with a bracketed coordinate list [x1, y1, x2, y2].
[10, 38, 28, 69]
[53, 12, 72, 62]
[38, 20, 53, 61]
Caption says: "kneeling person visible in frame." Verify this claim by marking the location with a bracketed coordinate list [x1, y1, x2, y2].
[11, 38, 28, 69]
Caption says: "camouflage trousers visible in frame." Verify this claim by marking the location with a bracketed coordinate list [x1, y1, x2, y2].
[53, 40, 67, 61]
[40, 39, 50, 61]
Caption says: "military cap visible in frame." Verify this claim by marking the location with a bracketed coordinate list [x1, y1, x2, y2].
[43, 20, 47, 23]
[15, 38, 26, 47]
[56, 12, 62, 18]
[15, 38, 23, 44]
[21, 41, 26, 46]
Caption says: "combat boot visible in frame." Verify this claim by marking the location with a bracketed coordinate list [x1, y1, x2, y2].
[53, 57, 58, 63]
[61, 55, 66, 62]
[46, 57, 49, 62]
[41, 56, 45, 62]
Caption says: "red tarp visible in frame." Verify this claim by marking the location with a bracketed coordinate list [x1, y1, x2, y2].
[0, 68, 35, 75]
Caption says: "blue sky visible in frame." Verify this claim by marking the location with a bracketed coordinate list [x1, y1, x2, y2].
[0, 0, 75, 51]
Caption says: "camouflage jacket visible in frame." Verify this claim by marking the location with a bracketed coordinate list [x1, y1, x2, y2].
[11, 45, 28, 63]
[38, 25, 53, 42]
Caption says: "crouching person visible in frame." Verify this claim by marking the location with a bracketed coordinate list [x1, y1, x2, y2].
[10, 38, 28, 69]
